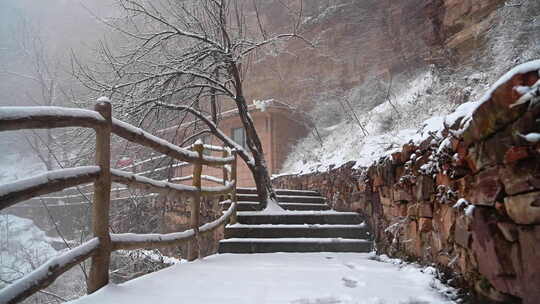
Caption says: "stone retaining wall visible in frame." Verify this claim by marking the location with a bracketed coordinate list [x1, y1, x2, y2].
[273, 69, 540, 304]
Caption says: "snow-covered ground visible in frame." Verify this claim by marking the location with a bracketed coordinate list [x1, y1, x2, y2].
[0, 214, 57, 288]
[67, 252, 456, 304]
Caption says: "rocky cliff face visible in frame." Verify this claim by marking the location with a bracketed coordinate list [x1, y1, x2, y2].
[244, 0, 505, 108]
[273, 66, 540, 303]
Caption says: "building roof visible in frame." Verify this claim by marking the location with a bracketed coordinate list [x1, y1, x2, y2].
[158, 99, 309, 134]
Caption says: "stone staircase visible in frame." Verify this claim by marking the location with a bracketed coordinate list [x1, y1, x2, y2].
[218, 188, 372, 254]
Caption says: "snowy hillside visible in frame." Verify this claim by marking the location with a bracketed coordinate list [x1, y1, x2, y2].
[279, 0, 540, 176]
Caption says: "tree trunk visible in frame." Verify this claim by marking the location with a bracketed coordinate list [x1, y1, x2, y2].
[233, 95, 278, 209]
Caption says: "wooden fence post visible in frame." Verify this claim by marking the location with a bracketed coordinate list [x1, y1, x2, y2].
[188, 142, 204, 261]
[88, 98, 112, 294]
[229, 151, 238, 225]
[222, 147, 229, 185]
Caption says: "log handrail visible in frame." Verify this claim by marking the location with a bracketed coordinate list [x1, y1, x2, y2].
[0, 99, 239, 304]
[0, 238, 100, 304]
[110, 169, 234, 196]
[0, 107, 234, 166]
[0, 166, 101, 211]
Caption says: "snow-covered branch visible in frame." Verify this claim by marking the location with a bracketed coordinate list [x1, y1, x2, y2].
[155, 101, 255, 166]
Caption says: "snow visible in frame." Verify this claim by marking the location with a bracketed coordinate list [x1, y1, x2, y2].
[480, 60, 540, 105]
[280, 60, 540, 177]
[0, 215, 58, 289]
[227, 224, 366, 229]
[452, 198, 469, 209]
[464, 205, 475, 217]
[97, 96, 111, 103]
[112, 119, 234, 165]
[0, 236, 99, 304]
[111, 230, 195, 244]
[201, 174, 225, 184]
[117, 250, 184, 265]
[518, 132, 540, 143]
[238, 210, 359, 216]
[0, 106, 105, 122]
[0, 166, 100, 198]
[110, 169, 233, 194]
[261, 197, 285, 213]
[220, 238, 369, 243]
[111, 200, 235, 245]
[66, 252, 456, 304]
[510, 78, 540, 108]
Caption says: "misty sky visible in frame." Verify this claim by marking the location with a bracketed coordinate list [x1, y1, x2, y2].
[0, 0, 116, 174]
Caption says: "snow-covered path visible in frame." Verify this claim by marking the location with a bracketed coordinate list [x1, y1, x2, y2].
[68, 253, 455, 304]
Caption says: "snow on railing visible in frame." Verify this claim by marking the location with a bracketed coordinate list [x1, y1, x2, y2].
[0, 166, 100, 211]
[171, 174, 226, 185]
[0, 238, 100, 304]
[111, 200, 236, 250]
[0, 99, 239, 303]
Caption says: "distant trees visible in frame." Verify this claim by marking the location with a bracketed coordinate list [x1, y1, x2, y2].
[75, 0, 308, 208]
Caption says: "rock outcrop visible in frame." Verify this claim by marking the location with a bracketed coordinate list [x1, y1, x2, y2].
[244, 0, 505, 108]
[273, 65, 540, 303]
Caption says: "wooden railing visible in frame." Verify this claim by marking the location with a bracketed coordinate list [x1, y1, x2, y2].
[0, 100, 238, 304]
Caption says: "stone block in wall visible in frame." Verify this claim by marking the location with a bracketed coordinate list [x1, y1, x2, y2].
[405, 220, 423, 257]
[462, 70, 539, 147]
[496, 222, 518, 243]
[419, 218, 432, 233]
[415, 175, 435, 201]
[407, 203, 419, 218]
[379, 186, 393, 205]
[504, 191, 540, 225]
[517, 225, 540, 304]
[351, 191, 369, 204]
[401, 143, 416, 163]
[471, 207, 522, 299]
[499, 159, 540, 196]
[393, 185, 413, 203]
[456, 175, 474, 202]
[433, 203, 456, 244]
[454, 216, 471, 249]
[473, 128, 516, 171]
[504, 146, 530, 164]
[398, 203, 408, 217]
[373, 173, 384, 188]
[436, 172, 452, 187]
[419, 202, 433, 218]
[470, 167, 503, 206]
[391, 151, 402, 165]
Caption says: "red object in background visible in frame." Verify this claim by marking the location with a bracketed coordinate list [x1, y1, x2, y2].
[116, 157, 133, 168]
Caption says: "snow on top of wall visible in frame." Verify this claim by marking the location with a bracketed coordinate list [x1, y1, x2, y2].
[279, 60, 540, 176]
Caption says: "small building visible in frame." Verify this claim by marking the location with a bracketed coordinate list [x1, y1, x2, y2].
[172, 100, 310, 187]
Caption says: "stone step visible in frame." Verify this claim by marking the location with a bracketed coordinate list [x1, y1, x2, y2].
[237, 194, 326, 204]
[224, 224, 369, 239]
[278, 202, 330, 211]
[218, 238, 372, 254]
[236, 187, 322, 197]
[236, 212, 363, 225]
[220, 201, 330, 211]
[220, 201, 261, 212]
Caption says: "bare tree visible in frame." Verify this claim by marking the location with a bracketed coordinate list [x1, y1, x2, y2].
[75, 0, 309, 208]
